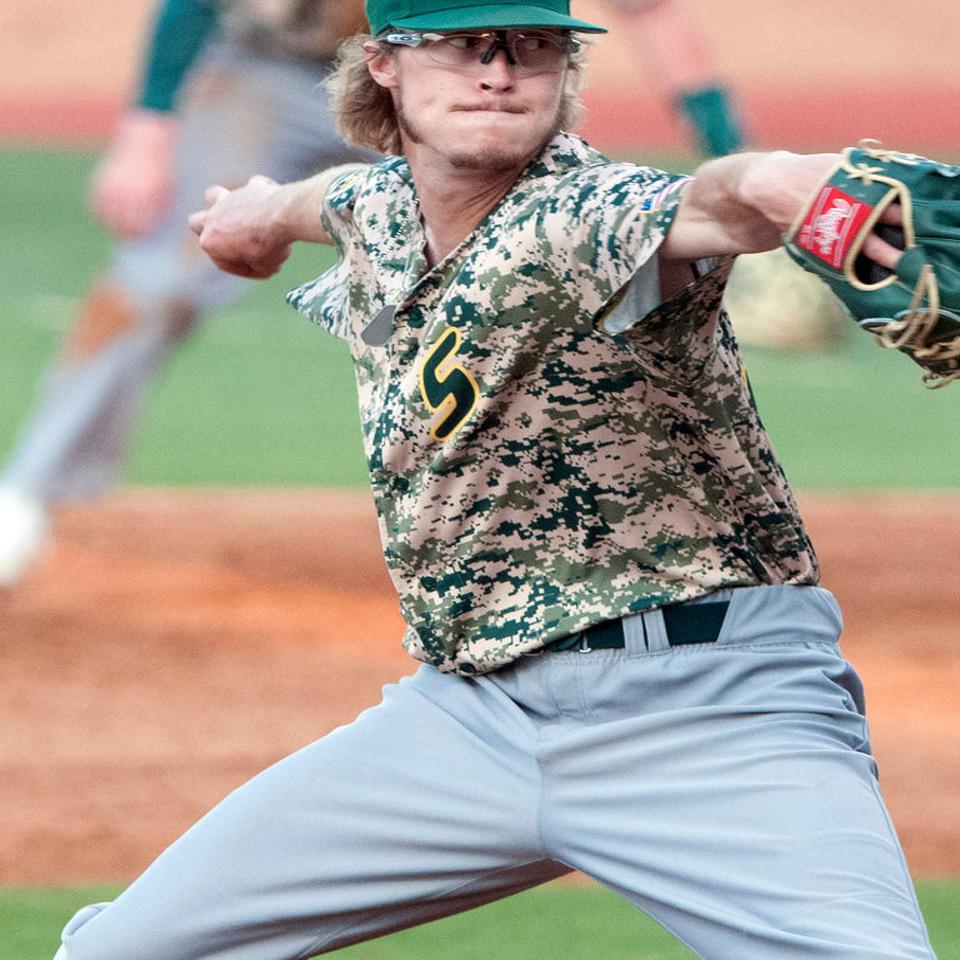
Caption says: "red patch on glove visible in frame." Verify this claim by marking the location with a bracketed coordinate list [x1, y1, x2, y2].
[796, 185, 872, 269]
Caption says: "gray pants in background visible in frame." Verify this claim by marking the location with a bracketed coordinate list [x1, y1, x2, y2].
[3, 38, 374, 502]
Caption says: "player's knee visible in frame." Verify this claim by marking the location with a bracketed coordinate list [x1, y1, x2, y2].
[64, 281, 197, 363]
[153, 298, 197, 343]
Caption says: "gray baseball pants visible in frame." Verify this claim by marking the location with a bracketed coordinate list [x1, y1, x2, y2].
[53, 585, 935, 960]
[2, 38, 373, 502]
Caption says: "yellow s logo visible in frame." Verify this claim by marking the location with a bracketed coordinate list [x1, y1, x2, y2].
[418, 327, 480, 442]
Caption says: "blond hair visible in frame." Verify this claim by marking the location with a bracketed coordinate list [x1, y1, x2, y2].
[325, 34, 588, 156]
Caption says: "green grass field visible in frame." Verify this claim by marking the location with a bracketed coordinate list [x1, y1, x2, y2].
[3, 880, 958, 960]
[2, 148, 957, 491]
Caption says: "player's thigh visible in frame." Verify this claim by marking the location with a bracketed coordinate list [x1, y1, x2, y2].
[545, 638, 935, 959]
[230, 48, 380, 180]
[57, 666, 563, 960]
[616, 713, 931, 958]
[171, 41, 370, 200]
[171, 41, 319, 198]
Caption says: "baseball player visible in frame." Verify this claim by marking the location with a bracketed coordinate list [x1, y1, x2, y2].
[0, 0, 376, 587]
[53, 0, 939, 957]
[604, 0, 744, 157]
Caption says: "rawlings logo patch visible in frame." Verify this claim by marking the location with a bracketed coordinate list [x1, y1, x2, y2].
[797, 185, 872, 268]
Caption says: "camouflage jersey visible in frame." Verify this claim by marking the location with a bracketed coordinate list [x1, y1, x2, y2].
[289, 132, 819, 675]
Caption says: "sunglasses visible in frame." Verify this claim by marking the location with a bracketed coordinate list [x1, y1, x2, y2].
[380, 29, 581, 74]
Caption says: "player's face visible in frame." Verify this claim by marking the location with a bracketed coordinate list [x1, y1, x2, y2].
[369, 31, 570, 173]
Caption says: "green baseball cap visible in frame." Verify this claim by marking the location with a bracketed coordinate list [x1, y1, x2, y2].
[367, 0, 607, 36]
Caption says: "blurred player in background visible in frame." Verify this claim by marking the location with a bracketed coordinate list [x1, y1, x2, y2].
[605, 0, 744, 157]
[0, 0, 376, 587]
[603, 0, 848, 352]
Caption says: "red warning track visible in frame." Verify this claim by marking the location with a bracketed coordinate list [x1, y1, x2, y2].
[1, 87, 957, 153]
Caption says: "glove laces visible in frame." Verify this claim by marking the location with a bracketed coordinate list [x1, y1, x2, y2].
[871, 264, 960, 388]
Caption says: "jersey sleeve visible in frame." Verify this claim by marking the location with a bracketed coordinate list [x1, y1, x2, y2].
[136, 0, 219, 113]
[287, 166, 367, 341]
[617, 256, 737, 383]
[318, 166, 366, 252]
[536, 164, 689, 325]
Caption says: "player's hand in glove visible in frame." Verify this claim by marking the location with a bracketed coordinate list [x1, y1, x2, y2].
[783, 142, 960, 388]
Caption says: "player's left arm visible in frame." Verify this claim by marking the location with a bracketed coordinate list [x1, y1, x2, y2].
[659, 150, 902, 268]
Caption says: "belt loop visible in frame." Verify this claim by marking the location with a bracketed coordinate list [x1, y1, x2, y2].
[621, 612, 648, 656]
[643, 608, 671, 653]
[577, 633, 593, 653]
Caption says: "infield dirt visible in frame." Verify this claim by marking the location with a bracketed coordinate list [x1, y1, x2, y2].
[1, 490, 958, 884]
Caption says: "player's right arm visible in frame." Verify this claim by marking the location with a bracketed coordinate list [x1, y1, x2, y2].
[188, 165, 365, 278]
[89, 0, 218, 239]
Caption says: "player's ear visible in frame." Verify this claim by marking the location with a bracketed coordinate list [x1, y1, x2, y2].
[364, 40, 401, 89]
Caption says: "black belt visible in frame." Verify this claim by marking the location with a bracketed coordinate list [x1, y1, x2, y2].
[543, 601, 730, 652]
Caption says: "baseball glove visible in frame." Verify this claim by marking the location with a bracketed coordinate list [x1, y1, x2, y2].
[783, 142, 960, 388]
